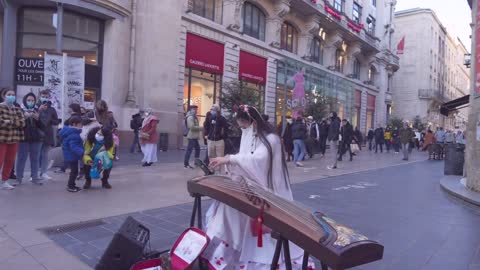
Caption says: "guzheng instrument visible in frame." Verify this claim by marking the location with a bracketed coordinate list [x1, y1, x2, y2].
[187, 175, 383, 270]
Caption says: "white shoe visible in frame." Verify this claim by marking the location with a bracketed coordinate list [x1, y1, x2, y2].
[1, 182, 15, 190]
[47, 160, 54, 170]
[41, 174, 53, 180]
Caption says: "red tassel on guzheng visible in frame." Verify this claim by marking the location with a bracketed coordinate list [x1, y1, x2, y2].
[257, 215, 263, 247]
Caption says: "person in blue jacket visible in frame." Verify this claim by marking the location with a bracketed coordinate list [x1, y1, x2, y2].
[59, 116, 84, 192]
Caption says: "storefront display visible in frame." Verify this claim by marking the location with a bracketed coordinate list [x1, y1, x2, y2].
[183, 33, 224, 122]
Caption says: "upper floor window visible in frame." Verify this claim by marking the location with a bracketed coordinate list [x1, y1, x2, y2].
[334, 0, 344, 12]
[193, 0, 218, 22]
[366, 15, 376, 36]
[243, 2, 266, 41]
[353, 2, 362, 25]
[335, 49, 344, 72]
[281, 22, 297, 53]
[353, 58, 361, 79]
[371, 0, 376, 7]
[311, 38, 323, 64]
[368, 66, 376, 82]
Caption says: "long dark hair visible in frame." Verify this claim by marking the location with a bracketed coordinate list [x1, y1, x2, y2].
[235, 105, 290, 191]
[87, 126, 114, 150]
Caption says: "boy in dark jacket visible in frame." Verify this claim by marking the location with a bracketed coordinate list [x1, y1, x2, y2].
[59, 116, 84, 192]
[291, 117, 307, 167]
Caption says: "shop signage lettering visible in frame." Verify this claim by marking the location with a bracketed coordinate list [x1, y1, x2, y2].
[240, 72, 264, 83]
[239, 51, 267, 84]
[15, 58, 44, 85]
[188, 59, 221, 72]
[286, 97, 307, 110]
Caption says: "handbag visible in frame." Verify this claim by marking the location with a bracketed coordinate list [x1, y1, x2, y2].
[351, 143, 360, 153]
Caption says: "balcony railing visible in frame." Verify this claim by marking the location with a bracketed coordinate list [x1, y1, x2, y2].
[418, 89, 449, 102]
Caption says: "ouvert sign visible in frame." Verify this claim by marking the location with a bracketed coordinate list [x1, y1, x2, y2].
[15, 58, 45, 86]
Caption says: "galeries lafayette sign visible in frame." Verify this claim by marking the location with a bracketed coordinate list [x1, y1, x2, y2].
[185, 33, 224, 74]
[239, 51, 267, 84]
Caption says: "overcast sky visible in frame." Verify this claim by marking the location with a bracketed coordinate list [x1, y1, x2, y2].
[395, 0, 472, 51]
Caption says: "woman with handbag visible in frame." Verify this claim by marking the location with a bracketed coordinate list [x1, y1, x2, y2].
[139, 108, 159, 167]
[13, 93, 44, 186]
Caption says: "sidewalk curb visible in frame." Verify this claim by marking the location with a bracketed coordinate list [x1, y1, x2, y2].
[440, 175, 480, 207]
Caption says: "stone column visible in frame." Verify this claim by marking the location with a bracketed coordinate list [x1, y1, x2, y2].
[223, 0, 246, 32]
[323, 31, 343, 69]
[375, 62, 388, 127]
[0, 1, 17, 88]
[266, 0, 290, 49]
[299, 15, 321, 61]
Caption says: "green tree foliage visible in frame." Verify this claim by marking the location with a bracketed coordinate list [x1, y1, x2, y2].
[412, 115, 426, 131]
[304, 91, 333, 121]
[388, 116, 404, 130]
[219, 80, 264, 137]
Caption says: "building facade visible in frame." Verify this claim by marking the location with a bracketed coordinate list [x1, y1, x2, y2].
[1, 0, 399, 148]
[392, 8, 470, 130]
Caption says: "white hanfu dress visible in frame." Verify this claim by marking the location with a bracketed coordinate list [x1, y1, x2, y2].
[202, 126, 315, 270]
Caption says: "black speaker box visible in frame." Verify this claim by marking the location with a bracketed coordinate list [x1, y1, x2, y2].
[95, 216, 150, 270]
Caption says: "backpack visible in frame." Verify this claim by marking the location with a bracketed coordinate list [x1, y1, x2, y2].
[183, 116, 190, 137]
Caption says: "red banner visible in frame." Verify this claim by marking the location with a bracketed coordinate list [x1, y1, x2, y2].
[397, 36, 405, 55]
[355, 90, 362, 107]
[239, 51, 267, 84]
[367, 94, 376, 110]
[185, 33, 224, 74]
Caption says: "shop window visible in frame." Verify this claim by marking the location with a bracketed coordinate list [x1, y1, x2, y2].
[281, 22, 297, 53]
[366, 110, 374, 132]
[183, 68, 221, 125]
[366, 15, 376, 36]
[353, 2, 362, 25]
[193, 0, 222, 23]
[243, 2, 266, 41]
[334, 0, 344, 12]
[353, 58, 361, 79]
[17, 7, 104, 103]
[335, 49, 344, 73]
[311, 38, 323, 64]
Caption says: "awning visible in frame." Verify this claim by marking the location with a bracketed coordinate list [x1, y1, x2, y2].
[440, 95, 470, 116]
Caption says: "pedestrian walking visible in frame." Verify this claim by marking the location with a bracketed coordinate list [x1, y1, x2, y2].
[327, 112, 341, 170]
[13, 93, 44, 186]
[374, 126, 385, 153]
[384, 128, 392, 152]
[184, 105, 202, 169]
[400, 123, 415, 161]
[367, 128, 374, 151]
[204, 104, 227, 172]
[305, 116, 319, 158]
[130, 112, 143, 153]
[338, 119, 354, 161]
[140, 108, 159, 167]
[291, 116, 307, 167]
[353, 127, 363, 151]
[281, 117, 294, 162]
[59, 116, 84, 192]
[318, 119, 329, 157]
[83, 126, 114, 189]
[392, 127, 400, 153]
[0, 88, 25, 190]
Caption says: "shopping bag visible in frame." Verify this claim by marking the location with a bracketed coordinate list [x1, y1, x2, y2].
[351, 143, 360, 153]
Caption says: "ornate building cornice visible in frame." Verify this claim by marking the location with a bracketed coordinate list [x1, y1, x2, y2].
[83, 0, 131, 17]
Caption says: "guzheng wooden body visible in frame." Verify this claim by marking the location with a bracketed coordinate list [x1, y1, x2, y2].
[187, 175, 383, 270]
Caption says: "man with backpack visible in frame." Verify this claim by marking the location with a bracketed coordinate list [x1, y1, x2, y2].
[130, 112, 143, 153]
[184, 105, 203, 169]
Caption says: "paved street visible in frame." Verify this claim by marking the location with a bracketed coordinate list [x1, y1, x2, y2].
[1, 150, 479, 269]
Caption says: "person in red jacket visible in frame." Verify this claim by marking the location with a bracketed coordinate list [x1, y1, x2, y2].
[139, 108, 159, 167]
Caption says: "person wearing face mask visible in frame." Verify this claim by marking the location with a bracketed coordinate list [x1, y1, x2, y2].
[203, 104, 227, 171]
[11, 93, 45, 186]
[38, 90, 59, 180]
[206, 105, 315, 269]
[0, 88, 26, 190]
[82, 126, 114, 189]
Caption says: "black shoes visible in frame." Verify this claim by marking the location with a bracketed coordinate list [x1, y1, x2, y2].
[83, 179, 91, 189]
[142, 162, 152, 167]
[102, 179, 112, 189]
[67, 186, 81, 192]
[184, 165, 194, 169]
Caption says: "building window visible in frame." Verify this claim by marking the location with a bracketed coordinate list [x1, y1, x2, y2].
[193, 0, 220, 22]
[281, 22, 297, 53]
[371, 0, 376, 7]
[368, 66, 375, 82]
[353, 58, 361, 79]
[334, 0, 344, 12]
[243, 2, 266, 41]
[311, 38, 323, 64]
[353, 2, 362, 25]
[335, 49, 344, 72]
[366, 15, 376, 36]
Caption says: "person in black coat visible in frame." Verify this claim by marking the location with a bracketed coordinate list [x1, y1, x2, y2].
[130, 112, 143, 153]
[353, 127, 363, 151]
[291, 117, 307, 167]
[374, 126, 385, 153]
[281, 118, 294, 162]
[318, 119, 329, 157]
[339, 119, 354, 161]
[367, 128, 374, 151]
[327, 112, 341, 169]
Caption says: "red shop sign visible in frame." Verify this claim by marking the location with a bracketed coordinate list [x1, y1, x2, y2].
[367, 94, 376, 110]
[239, 51, 267, 84]
[185, 33, 224, 74]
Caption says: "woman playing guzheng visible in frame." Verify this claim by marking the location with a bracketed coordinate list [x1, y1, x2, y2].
[206, 105, 314, 269]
